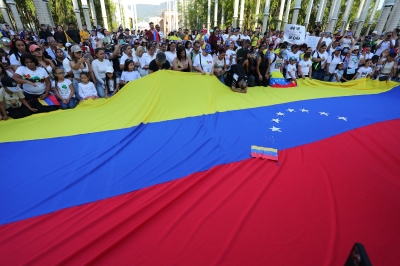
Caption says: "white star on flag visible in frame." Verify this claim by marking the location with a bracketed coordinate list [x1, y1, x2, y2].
[276, 112, 285, 116]
[287, 108, 295, 112]
[319, 112, 329, 116]
[338, 116, 347, 121]
[300, 109, 309, 113]
[269, 126, 282, 132]
[272, 118, 282, 123]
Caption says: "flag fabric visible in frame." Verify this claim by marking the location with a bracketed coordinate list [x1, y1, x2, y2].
[0, 71, 400, 265]
[269, 71, 297, 87]
[37, 94, 60, 106]
[251, 145, 278, 160]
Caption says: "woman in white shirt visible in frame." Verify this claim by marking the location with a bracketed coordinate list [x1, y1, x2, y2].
[143, 43, 157, 73]
[30, 44, 55, 81]
[91, 48, 112, 98]
[134, 46, 147, 77]
[12, 53, 55, 113]
[193, 44, 214, 75]
[69, 45, 96, 100]
[225, 41, 236, 67]
[298, 53, 313, 80]
[10, 39, 29, 72]
[119, 45, 134, 71]
[311, 44, 329, 80]
[375, 33, 396, 56]
[165, 42, 177, 65]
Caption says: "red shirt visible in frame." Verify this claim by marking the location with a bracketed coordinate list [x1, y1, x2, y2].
[145, 29, 160, 42]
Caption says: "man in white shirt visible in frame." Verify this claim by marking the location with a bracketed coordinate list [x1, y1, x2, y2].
[193, 44, 214, 75]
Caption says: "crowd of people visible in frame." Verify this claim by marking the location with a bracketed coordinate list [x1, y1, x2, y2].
[0, 20, 399, 120]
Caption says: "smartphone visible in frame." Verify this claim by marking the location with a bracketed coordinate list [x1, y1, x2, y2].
[83, 53, 89, 59]
[119, 39, 125, 45]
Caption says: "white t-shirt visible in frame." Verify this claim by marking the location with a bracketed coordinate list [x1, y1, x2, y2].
[287, 50, 302, 62]
[313, 50, 329, 68]
[16, 66, 49, 95]
[298, 59, 312, 76]
[327, 54, 344, 74]
[165, 51, 177, 65]
[121, 70, 140, 82]
[10, 53, 22, 66]
[78, 81, 98, 99]
[356, 66, 372, 79]
[120, 53, 133, 66]
[52, 79, 72, 99]
[63, 57, 72, 73]
[241, 35, 251, 41]
[286, 63, 297, 79]
[91, 59, 112, 84]
[134, 54, 146, 69]
[269, 54, 284, 73]
[107, 78, 120, 92]
[193, 53, 213, 73]
[347, 54, 360, 70]
[230, 34, 240, 44]
[144, 53, 157, 66]
[225, 49, 236, 65]
[341, 37, 353, 48]
[332, 69, 344, 82]
[375, 40, 395, 56]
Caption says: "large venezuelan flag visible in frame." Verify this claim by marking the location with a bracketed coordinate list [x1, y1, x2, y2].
[0, 71, 400, 265]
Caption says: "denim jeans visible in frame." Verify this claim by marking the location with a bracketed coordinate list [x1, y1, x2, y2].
[58, 97, 77, 109]
[72, 79, 81, 101]
[96, 79, 106, 98]
[312, 69, 325, 81]
[216, 75, 225, 84]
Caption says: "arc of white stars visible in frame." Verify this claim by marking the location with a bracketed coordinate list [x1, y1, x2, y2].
[272, 118, 282, 123]
[276, 112, 285, 116]
[287, 108, 295, 113]
[338, 116, 347, 121]
[299, 108, 309, 113]
[319, 112, 329, 116]
[269, 126, 282, 132]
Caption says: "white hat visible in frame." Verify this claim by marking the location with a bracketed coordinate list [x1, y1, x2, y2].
[70, 45, 82, 53]
[353, 45, 360, 50]
[106, 66, 114, 73]
[65, 42, 72, 48]
[372, 31, 377, 34]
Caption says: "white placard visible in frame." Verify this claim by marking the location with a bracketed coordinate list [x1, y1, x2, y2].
[305, 36, 320, 51]
[283, 24, 305, 45]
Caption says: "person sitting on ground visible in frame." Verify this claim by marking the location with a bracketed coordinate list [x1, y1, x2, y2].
[226, 64, 248, 93]
[193, 43, 214, 75]
[0, 76, 37, 120]
[52, 67, 77, 109]
[148, 52, 171, 74]
[172, 46, 192, 72]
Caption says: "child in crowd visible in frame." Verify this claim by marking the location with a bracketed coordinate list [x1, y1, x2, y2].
[332, 62, 346, 82]
[105, 66, 120, 97]
[52, 67, 77, 109]
[286, 56, 298, 81]
[353, 59, 376, 80]
[297, 52, 312, 80]
[0, 76, 37, 119]
[120, 59, 141, 85]
[78, 72, 98, 100]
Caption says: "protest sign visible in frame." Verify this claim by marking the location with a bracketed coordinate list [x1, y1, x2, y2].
[305, 36, 320, 51]
[283, 24, 305, 45]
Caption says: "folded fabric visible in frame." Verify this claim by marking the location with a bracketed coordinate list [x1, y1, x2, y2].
[38, 94, 60, 106]
[251, 145, 278, 161]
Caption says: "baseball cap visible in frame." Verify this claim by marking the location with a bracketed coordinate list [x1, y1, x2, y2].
[205, 43, 212, 53]
[1, 76, 21, 92]
[347, 32, 353, 36]
[225, 41, 230, 46]
[343, 48, 349, 53]
[70, 45, 82, 53]
[106, 66, 114, 73]
[289, 56, 297, 61]
[353, 45, 359, 50]
[29, 44, 41, 52]
[372, 31, 377, 34]
[335, 46, 342, 51]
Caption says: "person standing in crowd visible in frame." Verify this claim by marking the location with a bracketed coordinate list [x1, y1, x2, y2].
[375, 32, 395, 56]
[92, 48, 112, 97]
[326, 47, 345, 81]
[251, 28, 260, 48]
[144, 22, 160, 42]
[312, 44, 328, 80]
[269, 50, 285, 75]
[172, 46, 192, 72]
[378, 52, 397, 81]
[193, 43, 214, 75]
[208, 27, 223, 54]
[332, 62, 346, 82]
[12, 53, 55, 113]
[298, 52, 313, 80]
[0, 76, 37, 120]
[10, 39, 29, 72]
[313, 22, 321, 37]
[339, 32, 354, 49]
[352, 59, 376, 80]
[80, 24, 90, 44]
[52, 67, 77, 109]
[66, 23, 81, 44]
[54, 25, 69, 45]
[148, 52, 171, 74]
[344, 40, 360, 81]
[39, 24, 53, 41]
[156, 25, 164, 42]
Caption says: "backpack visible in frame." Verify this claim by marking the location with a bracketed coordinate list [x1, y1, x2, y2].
[312, 51, 321, 71]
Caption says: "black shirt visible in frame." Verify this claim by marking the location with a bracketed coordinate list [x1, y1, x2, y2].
[39, 30, 53, 41]
[66, 30, 81, 44]
[149, 59, 171, 72]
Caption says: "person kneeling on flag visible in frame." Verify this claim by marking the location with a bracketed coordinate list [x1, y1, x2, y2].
[226, 64, 248, 93]
[0, 76, 37, 120]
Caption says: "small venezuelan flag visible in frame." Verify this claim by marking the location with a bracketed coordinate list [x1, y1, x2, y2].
[270, 72, 297, 88]
[38, 94, 60, 106]
[251, 145, 278, 161]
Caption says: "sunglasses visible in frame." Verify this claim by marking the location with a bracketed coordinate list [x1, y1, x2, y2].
[76, 51, 82, 53]
[56, 72, 65, 75]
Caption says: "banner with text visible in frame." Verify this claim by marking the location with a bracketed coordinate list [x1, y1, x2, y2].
[283, 24, 305, 45]
[305, 36, 320, 51]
